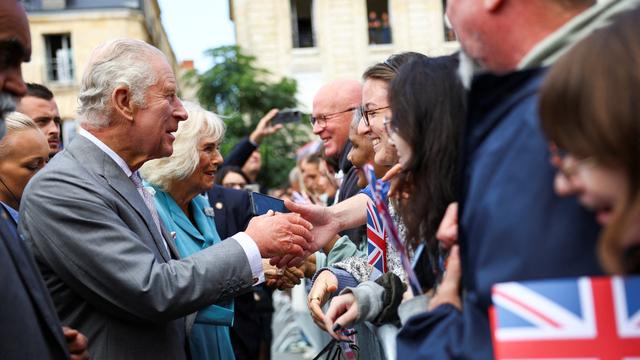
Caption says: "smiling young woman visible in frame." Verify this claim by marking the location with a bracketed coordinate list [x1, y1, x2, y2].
[388, 55, 466, 257]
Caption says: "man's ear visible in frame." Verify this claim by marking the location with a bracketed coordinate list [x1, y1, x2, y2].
[112, 86, 135, 122]
[484, 0, 503, 12]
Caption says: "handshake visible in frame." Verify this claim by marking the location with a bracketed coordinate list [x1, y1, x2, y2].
[244, 207, 317, 268]
[245, 199, 342, 269]
[262, 256, 316, 290]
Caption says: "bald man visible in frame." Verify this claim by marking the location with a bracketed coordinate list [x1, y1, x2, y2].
[311, 79, 364, 243]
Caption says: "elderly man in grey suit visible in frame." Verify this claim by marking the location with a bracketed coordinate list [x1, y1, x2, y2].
[19, 38, 314, 360]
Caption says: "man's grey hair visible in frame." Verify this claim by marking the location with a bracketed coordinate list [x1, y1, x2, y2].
[77, 39, 165, 128]
[140, 101, 225, 191]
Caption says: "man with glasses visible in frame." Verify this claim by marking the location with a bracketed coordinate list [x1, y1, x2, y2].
[310, 79, 363, 244]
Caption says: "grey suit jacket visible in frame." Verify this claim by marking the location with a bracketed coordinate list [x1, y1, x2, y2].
[19, 135, 255, 360]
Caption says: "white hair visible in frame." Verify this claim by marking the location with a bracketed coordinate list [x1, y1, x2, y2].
[77, 39, 166, 128]
[140, 101, 226, 191]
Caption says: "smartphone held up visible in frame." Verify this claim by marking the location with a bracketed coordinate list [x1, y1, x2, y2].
[271, 109, 303, 125]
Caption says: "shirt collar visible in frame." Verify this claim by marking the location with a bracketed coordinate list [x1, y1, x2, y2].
[0, 201, 19, 224]
[78, 127, 133, 178]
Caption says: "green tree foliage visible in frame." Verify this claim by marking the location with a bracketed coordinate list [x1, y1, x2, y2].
[191, 45, 311, 189]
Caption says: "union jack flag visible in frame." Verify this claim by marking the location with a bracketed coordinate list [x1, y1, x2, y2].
[490, 276, 640, 360]
[363, 164, 422, 294]
[366, 199, 387, 273]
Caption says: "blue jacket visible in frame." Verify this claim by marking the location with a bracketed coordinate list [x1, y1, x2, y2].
[151, 186, 235, 360]
[222, 137, 256, 169]
[397, 68, 602, 359]
[206, 185, 274, 360]
[206, 185, 252, 239]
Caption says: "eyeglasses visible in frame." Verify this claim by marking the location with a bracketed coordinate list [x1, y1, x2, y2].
[549, 143, 596, 179]
[310, 107, 357, 128]
[383, 115, 396, 135]
[359, 105, 391, 127]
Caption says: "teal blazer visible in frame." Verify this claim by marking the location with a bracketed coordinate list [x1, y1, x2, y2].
[149, 183, 235, 360]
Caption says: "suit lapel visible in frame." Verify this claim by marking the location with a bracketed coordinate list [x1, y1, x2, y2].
[159, 219, 181, 260]
[104, 161, 172, 262]
[159, 192, 206, 255]
[171, 209, 207, 244]
[0, 211, 68, 354]
[68, 137, 172, 262]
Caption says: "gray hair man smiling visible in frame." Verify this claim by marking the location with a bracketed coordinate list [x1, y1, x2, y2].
[19, 38, 313, 360]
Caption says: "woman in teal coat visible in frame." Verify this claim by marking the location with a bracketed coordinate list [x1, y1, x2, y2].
[140, 101, 235, 360]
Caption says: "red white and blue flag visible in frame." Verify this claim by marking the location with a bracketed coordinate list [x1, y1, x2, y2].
[366, 199, 387, 273]
[364, 164, 422, 295]
[490, 276, 640, 359]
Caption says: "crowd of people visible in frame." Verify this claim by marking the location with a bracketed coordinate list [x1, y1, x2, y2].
[1, 0, 639, 359]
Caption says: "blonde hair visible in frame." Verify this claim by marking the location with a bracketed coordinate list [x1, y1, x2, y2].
[0, 112, 40, 157]
[5, 111, 38, 132]
[140, 101, 225, 191]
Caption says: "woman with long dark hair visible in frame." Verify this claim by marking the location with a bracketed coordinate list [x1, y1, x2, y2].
[390, 55, 465, 270]
[321, 55, 466, 337]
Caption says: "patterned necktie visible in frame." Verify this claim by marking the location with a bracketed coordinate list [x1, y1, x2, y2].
[130, 171, 164, 240]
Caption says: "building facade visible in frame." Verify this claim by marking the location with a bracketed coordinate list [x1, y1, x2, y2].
[230, 0, 459, 110]
[21, 0, 178, 137]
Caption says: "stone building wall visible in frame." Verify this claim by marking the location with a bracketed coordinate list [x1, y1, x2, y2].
[23, 0, 178, 120]
[231, 0, 459, 109]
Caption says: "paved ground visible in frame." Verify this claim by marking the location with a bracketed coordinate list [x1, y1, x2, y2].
[270, 288, 328, 359]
